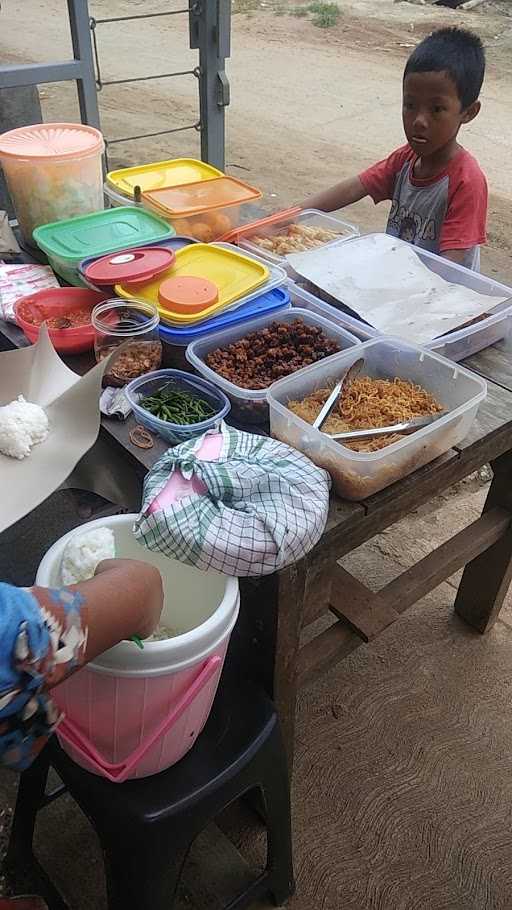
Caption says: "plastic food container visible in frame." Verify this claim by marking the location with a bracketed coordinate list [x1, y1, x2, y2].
[104, 181, 141, 209]
[186, 307, 360, 425]
[36, 514, 239, 780]
[15, 287, 106, 354]
[92, 299, 162, 386]
[226, 208, 359, 273]
[116, 242, 271, 326]
[0, 122, 104, 244]
[33, 207, 174, 286]
[106, 157, 223, 200]
[267, 337, 487, 501]
[408, 247, 512, 361]
[160, 287, 290, 369]
[79, 235, 198, 293]
[290, 235, 512, 362]
[126, 368, 231, 444]
[142, 175, 262, 242]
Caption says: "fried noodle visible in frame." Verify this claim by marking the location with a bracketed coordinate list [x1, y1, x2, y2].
[288, 376, 443, 452]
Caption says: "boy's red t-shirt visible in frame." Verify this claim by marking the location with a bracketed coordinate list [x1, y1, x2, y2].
[359, 145, 488, 270]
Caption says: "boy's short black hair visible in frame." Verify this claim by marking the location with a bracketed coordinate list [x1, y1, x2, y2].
[404, 27, 485, 109]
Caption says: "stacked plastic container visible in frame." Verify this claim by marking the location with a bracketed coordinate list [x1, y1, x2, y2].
[105, 157, 223, 207]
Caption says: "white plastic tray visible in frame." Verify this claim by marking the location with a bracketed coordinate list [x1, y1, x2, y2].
[186, 307, 360, 425]
[267, 337, 487, 501]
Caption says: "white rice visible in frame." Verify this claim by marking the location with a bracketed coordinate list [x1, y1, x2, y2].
[0, 395, 49, 459]
[145, 624, 179, 642]
[60, 527, 116, 585]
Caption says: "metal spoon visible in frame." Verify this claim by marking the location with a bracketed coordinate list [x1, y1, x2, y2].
[328, 412, 445, 442]
[313, 357, 365, 431]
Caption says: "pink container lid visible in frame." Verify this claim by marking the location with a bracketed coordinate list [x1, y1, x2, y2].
[84, 246, 175, 286]
[0, 122, 104, 159]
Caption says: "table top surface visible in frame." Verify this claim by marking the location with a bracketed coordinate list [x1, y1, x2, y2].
[3, 260, 512, 542]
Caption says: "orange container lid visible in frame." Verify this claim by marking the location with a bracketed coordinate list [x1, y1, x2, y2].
[218, 206, 303, 244]
[0, 122, 104, 159]
[158, 275, 219, 314]
[142, 175, 262, 217]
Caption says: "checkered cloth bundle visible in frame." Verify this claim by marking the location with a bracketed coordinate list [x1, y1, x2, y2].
[133, 424, 330, 576]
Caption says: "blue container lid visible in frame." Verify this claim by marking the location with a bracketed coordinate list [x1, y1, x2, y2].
[159, 287, 290, 347]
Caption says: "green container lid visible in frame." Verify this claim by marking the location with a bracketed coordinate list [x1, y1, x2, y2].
[33, 206, 175, 263]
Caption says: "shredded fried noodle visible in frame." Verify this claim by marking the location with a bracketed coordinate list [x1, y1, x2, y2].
[288, 376, 443, 452]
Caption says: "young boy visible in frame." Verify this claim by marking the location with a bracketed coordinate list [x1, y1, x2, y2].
[304, 27, 487, 271]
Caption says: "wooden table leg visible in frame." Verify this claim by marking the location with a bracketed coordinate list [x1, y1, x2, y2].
[273, 560, 308, 777]
[455, 452, 512, 633]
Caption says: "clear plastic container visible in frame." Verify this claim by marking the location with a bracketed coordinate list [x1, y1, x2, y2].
[267, 338, 487, 501]
[141, 176, 262, 242]
[104, 182, 141, 209]
[92, 299, 162, 387]
[125, 369, 230, 444]
[237, 209, 359, 273]
[0, 122, 104, 244]
[185, 307, 360, 425]
[289, 234, 512, 362]
[410, 246, 512, 361]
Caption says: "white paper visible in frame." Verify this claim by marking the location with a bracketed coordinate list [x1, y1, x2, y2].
[0, 326, 113, 532]
[288, 234, 509, 345]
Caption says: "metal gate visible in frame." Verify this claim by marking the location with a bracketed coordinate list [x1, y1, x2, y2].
[0, 0, 230, 170]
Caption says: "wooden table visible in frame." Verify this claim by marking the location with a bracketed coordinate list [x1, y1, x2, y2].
[3, 318, 512, 776]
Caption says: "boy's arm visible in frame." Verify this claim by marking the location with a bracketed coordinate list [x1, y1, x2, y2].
[302, 176, 368, 213]
[302, 148, 411, 213]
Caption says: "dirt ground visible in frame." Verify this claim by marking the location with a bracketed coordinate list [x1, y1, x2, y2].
[2, 0, 512, 280]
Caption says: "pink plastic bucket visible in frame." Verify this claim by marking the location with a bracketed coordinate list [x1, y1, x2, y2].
[36, 506, 239, 782]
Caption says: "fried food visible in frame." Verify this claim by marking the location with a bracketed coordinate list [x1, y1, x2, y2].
[252, 223, 341, 256]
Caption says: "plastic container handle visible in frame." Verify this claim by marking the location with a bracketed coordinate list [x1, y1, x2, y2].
[56, 654, 222, 783]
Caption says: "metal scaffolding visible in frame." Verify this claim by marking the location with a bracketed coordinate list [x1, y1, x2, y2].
[0, 0, 231, 171]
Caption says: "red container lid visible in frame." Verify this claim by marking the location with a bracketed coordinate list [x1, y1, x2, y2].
[158, 276, 219, 314]
[84, 246, 175, 286]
